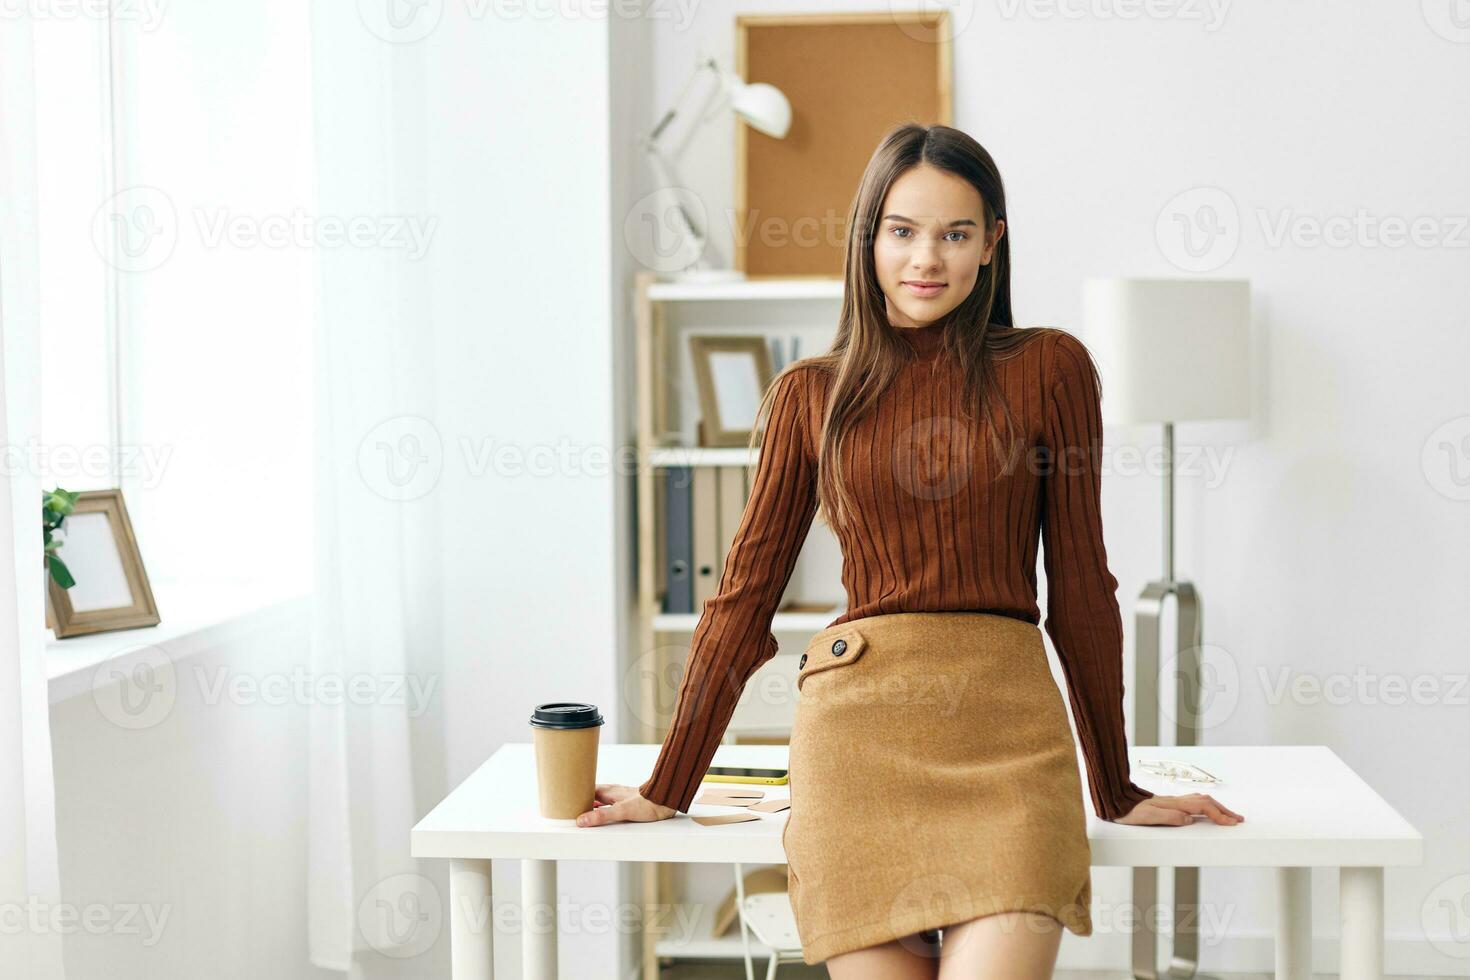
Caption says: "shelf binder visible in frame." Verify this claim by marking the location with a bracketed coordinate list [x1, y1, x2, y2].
[692, 466, 718, 608]
[662, 461, 756, 616]
[663, 466, 693, 613]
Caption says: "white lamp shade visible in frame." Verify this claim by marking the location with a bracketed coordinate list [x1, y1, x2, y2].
[729, 80, 791, 139]
[1082, 277, 1252, 425]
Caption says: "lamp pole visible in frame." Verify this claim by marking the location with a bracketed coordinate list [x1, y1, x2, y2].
[1132, 419, 1207, 980]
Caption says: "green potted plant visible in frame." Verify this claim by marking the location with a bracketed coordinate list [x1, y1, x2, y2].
[43, 488, 78, 628]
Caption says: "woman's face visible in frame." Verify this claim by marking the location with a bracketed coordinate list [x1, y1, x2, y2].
[873, 163, 1004, 329]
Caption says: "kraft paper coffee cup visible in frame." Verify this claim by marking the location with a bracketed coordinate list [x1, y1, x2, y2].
[529, 702, 604, 819]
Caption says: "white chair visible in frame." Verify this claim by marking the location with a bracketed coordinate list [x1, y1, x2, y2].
[731, 861, 805, 980]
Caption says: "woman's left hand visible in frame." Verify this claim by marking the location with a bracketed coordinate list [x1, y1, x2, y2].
[1113, 793, 1244, 826]
[573, 784, 677, 827]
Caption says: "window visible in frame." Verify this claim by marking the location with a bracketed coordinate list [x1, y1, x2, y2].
[37, 2, 316, 595]
[35, 15, 114, 494]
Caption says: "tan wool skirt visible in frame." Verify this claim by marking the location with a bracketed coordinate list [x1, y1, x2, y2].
[781, 611, 1094, 965]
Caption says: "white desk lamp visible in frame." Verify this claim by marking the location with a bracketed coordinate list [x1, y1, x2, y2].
[637, 57, 791, 283]
[1082, 276, 1251, 980]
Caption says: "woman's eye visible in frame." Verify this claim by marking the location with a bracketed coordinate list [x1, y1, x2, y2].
[889, 227, 967, 242]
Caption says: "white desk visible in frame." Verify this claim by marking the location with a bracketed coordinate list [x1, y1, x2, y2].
[410, 744, 1422, 980]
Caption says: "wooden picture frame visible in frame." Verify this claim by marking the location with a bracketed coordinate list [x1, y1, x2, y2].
[688, 335, 775, 448]
[735, 11, 954, 277]
[46, 488, 161, 639]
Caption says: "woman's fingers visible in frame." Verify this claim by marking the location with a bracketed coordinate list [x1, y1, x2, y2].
[1189, 793, 1243, 824]
[577, 787, 679, 827]
[577, 799, 627, 827]
[592, 783, 631, 805]
[1115, 799, 1186, 826]
[578, 785, 628, 826]
[1207, 795, 1244, 821]
[579, 786, 674, 826]
[1143, 800, 1193, 826]
[1165, 793, 1242, 825]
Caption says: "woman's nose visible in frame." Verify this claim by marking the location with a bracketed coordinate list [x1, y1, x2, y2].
[909, 241, 943, 267]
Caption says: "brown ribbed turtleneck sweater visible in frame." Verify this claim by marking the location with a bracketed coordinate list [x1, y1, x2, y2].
[639, 323, 1155, 821]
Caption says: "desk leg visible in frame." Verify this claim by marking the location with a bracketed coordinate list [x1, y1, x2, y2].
[522, 859, 557, 980]
[1275, 867, 1311, 980]
[451, 859, 495, 980]
[1129, 867, 1159, 979]
[1339, 866, 1383, 980]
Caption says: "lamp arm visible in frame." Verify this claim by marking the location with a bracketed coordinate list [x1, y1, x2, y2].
[644, 56, 720, 149]
[637, 54, 735, 275]
[645, 145, 705, 242]
[696, 70, 736, 125]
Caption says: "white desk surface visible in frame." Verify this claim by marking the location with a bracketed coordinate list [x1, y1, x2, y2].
[411, 743, 1422, 870]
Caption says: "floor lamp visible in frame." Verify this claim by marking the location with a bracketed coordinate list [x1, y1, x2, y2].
[1083, 277, 1252, 980]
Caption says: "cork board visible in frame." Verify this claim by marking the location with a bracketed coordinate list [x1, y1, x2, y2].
[735, 12, 953, 278]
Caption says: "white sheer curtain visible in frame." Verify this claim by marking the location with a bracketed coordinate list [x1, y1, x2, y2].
[0, 16, 66, 980]
[306, 6, 445, 974]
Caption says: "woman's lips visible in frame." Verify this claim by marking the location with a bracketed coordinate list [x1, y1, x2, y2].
[903, 281, 946, 298]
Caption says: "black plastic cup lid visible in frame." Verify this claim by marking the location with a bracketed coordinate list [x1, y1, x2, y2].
[529, 702, 604, 730]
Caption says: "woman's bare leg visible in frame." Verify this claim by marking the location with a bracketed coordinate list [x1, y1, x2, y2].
[936, 911, 1063, 980]
[825, 929, 942, 980]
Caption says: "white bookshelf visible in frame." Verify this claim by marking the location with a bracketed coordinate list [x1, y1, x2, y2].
[653, 606, 842, 635]
[645, 446, 758, 468]
[633, 271, 843, 978]
[646, 276, 842, 302]
[652, 887, 785, 960]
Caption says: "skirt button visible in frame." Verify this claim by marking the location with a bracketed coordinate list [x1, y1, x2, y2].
[831, 639, 847, 656]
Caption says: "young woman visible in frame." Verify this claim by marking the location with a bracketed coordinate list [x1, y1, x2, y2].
[578, 123, 1243, 979]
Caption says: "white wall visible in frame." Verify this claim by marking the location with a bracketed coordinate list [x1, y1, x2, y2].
[649, 1, 1470, 975]
[50, 602, 337, 980]
[422, 5, 643, 978]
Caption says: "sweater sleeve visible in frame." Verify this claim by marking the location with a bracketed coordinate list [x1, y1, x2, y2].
[639, 366, 820, 813]
[1039, 332, 1155, 822]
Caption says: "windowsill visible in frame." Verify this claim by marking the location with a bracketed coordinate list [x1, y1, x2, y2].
[46, 576, 311, 704]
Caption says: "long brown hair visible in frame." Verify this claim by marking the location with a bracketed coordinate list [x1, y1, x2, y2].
[748, 123, 1045, 534]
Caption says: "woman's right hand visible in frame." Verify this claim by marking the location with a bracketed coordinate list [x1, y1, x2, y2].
[575, 783, 678, 827]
